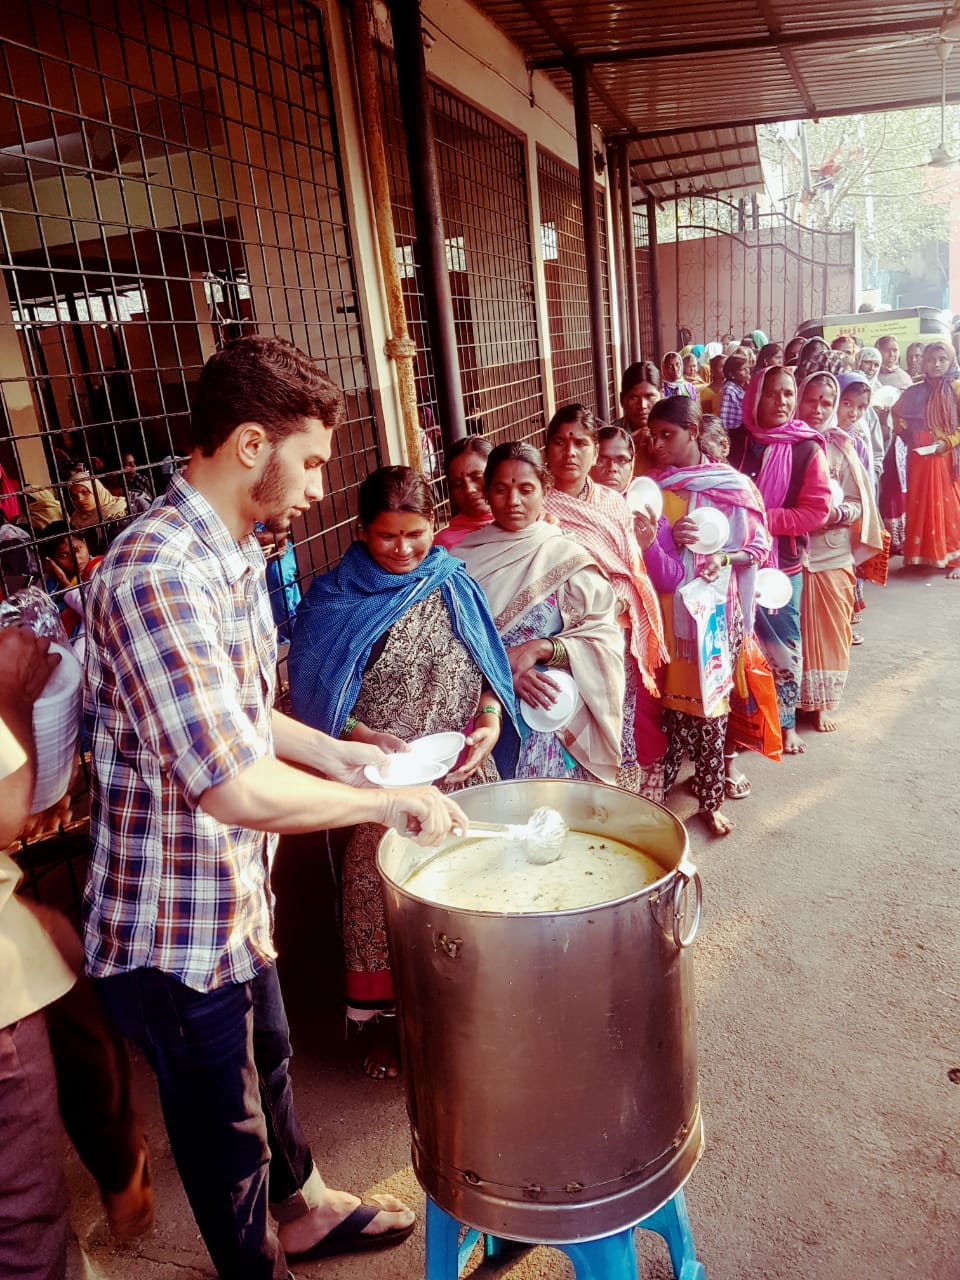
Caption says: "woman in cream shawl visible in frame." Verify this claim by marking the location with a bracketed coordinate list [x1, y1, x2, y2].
[795, 372, 884, 731]
[455, 441, 625, 785]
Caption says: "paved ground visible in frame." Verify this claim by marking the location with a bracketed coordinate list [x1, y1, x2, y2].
[66, 562, 960, 1280]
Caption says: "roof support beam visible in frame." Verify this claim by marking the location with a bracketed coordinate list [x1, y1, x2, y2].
[528, 17, 942, 70]
[514, 0, 636, 136]
[612, 91, 960, 143]
[572, 59, 610, 421]
[755, 0, 817, 118]
[637, 158, 764, 186]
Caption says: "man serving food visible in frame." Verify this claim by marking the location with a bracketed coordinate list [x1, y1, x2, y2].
[82, 335, 466, 1277]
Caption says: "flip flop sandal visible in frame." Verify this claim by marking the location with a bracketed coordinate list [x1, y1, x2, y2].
[724, 774, 751, 800]
[286, 1202, 416, 1261]
[850, 631, 864, 645]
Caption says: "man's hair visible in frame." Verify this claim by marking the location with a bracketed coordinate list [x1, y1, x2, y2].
[190, 335, 345, 457]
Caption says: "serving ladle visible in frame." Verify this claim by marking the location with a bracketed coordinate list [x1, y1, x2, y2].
[451, 805, 568, 865]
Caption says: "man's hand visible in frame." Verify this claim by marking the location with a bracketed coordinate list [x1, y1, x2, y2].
[0, 628, 63, 846]
[378, 786, 468, 846]
[318, 737, 392, 786]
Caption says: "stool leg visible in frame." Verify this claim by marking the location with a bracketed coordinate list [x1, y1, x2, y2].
[425, 1198, 479, 1280]
[561, 1225, 639, 1280]
[637, 1190, 705, 1280]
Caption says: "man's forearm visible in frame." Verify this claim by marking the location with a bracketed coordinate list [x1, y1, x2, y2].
[199, 755, 389, 832]
[271, 708, 331, 771]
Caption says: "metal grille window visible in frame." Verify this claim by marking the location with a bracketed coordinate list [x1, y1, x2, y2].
[597, 187, 616, 418]
[537, 149, 592, 412]
[380, 52, 545, 482]
[0, 0, 380, 891]
[0, 0, 380, 607]
[632, 206, 659, 363]
[535, 151, 614, 421]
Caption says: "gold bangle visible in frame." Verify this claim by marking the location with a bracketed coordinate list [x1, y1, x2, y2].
[547, 638, 567, 668]
[342, 715, 358, 738]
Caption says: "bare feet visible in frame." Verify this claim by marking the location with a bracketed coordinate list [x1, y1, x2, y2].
[782, 727, 805, 754]
[813, 710, 838, 733]
[361, 1017, 400, 1081]
[947, 566, 960, 580]
[277, 1184, 415, 1258]
[701, 809, 734, 837]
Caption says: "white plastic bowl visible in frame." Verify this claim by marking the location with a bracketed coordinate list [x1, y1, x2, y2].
[755, 567, 792, 609]
[408, 731, 466, 771]
[31, 643, 82, 813]
[686, 507, 730, 555]
[520, 669, 579, 733]
[364, 752, 448, 788]
[626, 476, 663, 520]
[829, 478, 845, 508]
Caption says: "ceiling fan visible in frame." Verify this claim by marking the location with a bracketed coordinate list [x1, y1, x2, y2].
[928, 39, 957, 166]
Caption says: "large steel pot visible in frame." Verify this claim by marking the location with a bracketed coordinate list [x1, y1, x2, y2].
[377, 778, 704, 1243]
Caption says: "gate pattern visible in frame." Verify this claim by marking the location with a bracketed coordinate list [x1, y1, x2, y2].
[656, 195, 857, 349]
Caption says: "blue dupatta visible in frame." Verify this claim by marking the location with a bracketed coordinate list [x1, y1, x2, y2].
[288, 542, 516, 736]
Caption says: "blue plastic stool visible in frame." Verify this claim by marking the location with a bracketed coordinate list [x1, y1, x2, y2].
[424, 1188, 705, 1280]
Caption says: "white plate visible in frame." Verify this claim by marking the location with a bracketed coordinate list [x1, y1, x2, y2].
[914, 443, 939, 456]
[686, 507, 730, 555]
[626, 476, 663, 520]
[31, 643, 82, 813]
[755, 567, 792, 609]
[520, 668, 579, 733]
[829, 478, 845, 507]
[408, 731, 466, 771]
[364, 753, 448, 788]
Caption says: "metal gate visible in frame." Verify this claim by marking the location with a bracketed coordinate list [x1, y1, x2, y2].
[656, 194, 857, 349]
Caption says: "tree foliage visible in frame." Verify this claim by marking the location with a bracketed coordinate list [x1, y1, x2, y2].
[757, 107, 960, 267]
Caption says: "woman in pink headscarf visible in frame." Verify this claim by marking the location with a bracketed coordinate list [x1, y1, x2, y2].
[727, 366, 831, 756]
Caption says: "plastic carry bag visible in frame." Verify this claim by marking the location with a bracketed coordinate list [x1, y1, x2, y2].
[678, 567, 733, 718]
[727, 634, 783, 761]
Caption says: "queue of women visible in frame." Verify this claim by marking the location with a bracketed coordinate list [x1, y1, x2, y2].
[284, 330, 960, 1079]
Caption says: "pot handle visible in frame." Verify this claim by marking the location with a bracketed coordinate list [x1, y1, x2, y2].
[672, 863, 702, 949]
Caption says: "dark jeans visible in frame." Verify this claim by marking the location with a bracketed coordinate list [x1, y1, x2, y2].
[94, 964, 312, 1280]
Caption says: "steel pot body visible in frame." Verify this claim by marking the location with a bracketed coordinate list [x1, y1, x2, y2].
[377, 778, 703, 1243]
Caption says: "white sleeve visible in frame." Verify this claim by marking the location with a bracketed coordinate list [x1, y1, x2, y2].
[0, 716, 27, 782]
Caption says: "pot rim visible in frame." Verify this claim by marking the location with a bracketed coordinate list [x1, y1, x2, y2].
[376, 777, 693, 919]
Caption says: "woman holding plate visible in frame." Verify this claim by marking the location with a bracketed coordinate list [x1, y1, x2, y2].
[454, 441, 625, 786]
[794, 373, 884, 732]
[541, 404, 668, 800]
[288, 465, 514, 1079]
[890, 340, 960, 577]
[727, 366, 831, 755]
[644, 396, 770, 836]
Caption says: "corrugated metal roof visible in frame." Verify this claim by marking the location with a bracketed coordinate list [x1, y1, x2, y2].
[469, 0, 960, 196]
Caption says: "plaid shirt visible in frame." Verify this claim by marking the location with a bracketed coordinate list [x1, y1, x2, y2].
[719, 381, 746, 433]
[82, 474, 279, 992]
